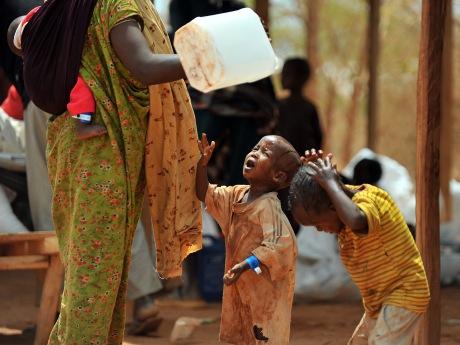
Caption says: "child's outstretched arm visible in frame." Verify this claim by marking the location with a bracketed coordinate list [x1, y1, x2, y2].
[308, 156, 367, 230]
[196, 133, 216, 202]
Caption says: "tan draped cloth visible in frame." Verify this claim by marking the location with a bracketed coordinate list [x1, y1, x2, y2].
[136, 0, 202, 278]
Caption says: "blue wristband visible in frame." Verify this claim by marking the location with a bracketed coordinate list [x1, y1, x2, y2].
[246, 255, 261, 274]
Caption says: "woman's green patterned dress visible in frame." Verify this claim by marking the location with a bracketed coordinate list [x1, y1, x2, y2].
[46, 1, 149, 343]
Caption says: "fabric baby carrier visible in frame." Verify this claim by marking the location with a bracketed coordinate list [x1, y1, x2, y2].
[21, 0, 97, 115]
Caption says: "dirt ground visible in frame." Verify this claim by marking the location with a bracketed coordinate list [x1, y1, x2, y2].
[0, 270, 459, 345]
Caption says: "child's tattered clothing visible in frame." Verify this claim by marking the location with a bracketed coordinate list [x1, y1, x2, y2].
[205, 184, 297, 345]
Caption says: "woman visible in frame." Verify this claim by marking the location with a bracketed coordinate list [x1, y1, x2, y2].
[41, 0, 201, 343]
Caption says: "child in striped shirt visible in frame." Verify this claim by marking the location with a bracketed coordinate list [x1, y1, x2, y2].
[289, 150, 430, 345]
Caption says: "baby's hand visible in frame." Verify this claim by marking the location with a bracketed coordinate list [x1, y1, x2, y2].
[197, 133, 215, 166]
[223, 264, 244, 286]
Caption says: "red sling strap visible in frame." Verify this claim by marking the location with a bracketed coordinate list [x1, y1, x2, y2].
[21, 0, 98, 115]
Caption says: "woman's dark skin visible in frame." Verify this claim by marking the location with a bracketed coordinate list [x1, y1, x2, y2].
[109, 19, 186, 86]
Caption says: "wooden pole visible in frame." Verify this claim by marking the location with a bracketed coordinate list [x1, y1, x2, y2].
[305, 0, 319, 102]
[255, 0, 270, 27]
[415, 1, 446, 344]
[440, 0, 453, 222]
[366, 0, 380, 151]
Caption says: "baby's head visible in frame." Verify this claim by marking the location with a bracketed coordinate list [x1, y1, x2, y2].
[243, 135, 301, 191]
[288, 165, 345, 234]
[7, 16, 25, 57]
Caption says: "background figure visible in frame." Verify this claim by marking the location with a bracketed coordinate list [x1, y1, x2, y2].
[1, 0, 44, 232]
[0, 84, 30, 234]
[351, 157, 383, 186]
[169, 0, 278, 186]
[24, 102, 54, 231]
[276, 57, 323, 234]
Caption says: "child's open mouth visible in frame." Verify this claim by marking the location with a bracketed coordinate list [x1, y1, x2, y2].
[245, 159, 255, 169]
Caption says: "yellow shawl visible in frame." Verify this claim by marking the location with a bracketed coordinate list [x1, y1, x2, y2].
[136, 0, 202, 278]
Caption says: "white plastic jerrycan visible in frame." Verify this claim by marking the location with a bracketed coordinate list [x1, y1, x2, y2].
[173, 8, 278, 93]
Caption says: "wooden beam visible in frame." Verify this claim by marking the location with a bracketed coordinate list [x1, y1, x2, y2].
[0, 231, 56, 244]
[0, 255, 50, 270]
[0, 231, 59, 256]
[440, 0, 453, 222]
[366, 0, 380, 150]
[305, 0, 320, 102]
[255, 0, 270, 27]
[415, 1, 446, 344]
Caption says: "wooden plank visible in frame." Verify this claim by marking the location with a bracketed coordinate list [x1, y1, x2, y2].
[0, 255, 49, 270]
[255, 0, 270, 27]
[29, 236, 60, 255]
[440, 0, 453, 222]
[2, 242, 28, 256]
[0, 231, 55, 244]
[415, 1, 446, 344]
[34, 255, 63, 345]
[1, 236, 59, 256]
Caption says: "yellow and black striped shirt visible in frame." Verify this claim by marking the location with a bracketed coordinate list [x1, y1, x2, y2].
[338, 184, 430, 318]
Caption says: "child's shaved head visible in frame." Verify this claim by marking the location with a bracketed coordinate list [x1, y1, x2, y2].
[270, 135, 301, 189]
[288, 164, 331, 213]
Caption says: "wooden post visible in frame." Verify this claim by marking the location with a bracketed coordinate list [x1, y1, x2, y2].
[255, 0, 270, 27]
[305, 0, 320, 102]
[366, 0, 380, 151]
[440, 0, 453, 222]
[34, 255, 64, 345]
[415, 1, 446, 344]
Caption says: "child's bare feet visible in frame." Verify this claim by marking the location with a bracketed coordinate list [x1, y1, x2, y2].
[76, 122, 107, 140]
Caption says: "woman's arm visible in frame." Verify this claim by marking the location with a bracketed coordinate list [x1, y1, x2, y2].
[109, 19, 186, 85]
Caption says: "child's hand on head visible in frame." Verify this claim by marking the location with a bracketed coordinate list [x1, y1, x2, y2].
[198, 133, 215, 166]
[223, 263, 244, 286]
[307, 156, 340, 190]
[302, 149, 335, 167]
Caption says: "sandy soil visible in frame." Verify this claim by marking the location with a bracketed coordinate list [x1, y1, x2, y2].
[0, 270, 459, 345]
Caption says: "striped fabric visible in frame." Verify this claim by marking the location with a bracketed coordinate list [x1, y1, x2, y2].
[338, 184, 430, 318]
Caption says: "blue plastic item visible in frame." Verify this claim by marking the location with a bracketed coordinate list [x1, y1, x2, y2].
[198, 235, 226, 302]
